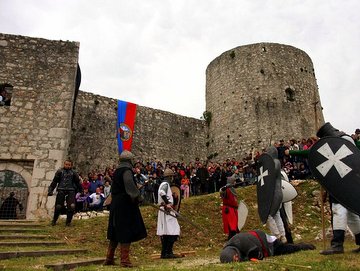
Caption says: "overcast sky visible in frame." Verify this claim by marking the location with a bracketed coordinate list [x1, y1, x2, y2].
[1, 0, 359, 135]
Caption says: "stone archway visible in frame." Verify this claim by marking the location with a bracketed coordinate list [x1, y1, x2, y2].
[0, 162, 32, 219]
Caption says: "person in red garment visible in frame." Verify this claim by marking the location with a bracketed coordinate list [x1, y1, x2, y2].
[220, 175, 239, 240]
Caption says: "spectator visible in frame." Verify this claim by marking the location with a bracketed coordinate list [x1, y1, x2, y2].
[180, 174, 190, 199]
[0, 192, 23, 219]
[75, 188, 90, 212]
[88, 173, 101, 194]
[103, 178, 112, 199]
[81, 177, 91, 191]
[88, 187, 105, 211]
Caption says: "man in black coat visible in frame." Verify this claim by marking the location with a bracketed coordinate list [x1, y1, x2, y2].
[220, 230, 315, 263]
[104, 150, 147, 267]
[48, 159, 82, 226]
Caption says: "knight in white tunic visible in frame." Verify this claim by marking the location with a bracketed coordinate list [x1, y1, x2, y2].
[156, 168, 181, 259]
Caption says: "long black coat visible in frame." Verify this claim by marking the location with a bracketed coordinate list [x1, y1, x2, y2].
[107, 166, 147, 243]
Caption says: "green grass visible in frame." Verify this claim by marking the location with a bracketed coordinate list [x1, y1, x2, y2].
[1, 180, 360, 270]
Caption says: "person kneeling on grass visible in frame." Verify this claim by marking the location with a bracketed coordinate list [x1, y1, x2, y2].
[220, 230, 315, 263]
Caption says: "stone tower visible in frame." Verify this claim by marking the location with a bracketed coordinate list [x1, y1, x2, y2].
[205, 42, 324, 161]
[0, 33, 80, 219]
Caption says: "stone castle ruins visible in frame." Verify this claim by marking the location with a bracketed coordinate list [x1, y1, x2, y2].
[0, 33, 324, 219]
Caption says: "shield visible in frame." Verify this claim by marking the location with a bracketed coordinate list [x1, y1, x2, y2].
[280, 170, 297, 202]
[237, 200, 249, 231]
[309, 136, 360, 215]
[283, 201, 293, 224]
[281, 180, 297, 203]
[171, 185, 181, 212]
[256, 153, 282, 224]
[103, 194, 112, 206]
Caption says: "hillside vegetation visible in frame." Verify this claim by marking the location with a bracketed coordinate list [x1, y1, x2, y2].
[3, 180, 360, 270]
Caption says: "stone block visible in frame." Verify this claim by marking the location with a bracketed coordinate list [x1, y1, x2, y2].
[48, 149, 65, 160]
[49, 128, 68, 138]
[32, 167, 45, 179]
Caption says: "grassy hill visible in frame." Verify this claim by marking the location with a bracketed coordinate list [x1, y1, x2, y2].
[2, 180, 360, 270]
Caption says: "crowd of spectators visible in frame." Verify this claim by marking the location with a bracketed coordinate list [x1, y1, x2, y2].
[74, 136, 339, 213]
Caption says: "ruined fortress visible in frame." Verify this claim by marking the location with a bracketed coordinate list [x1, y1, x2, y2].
[0, 33, 324, 219]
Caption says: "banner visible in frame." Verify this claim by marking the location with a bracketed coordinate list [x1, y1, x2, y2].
[117, 100, 137, 154]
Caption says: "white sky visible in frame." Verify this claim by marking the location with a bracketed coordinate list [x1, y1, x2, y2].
[1, 0, 359, 135]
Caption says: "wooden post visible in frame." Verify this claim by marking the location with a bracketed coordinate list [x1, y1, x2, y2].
[313, 99, 326, 249]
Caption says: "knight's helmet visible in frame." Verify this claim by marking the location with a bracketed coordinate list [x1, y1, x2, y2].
[119, 150, 135, 163]
[163, 168, 174, 183]
[316, 122, 345, 138]
[265, 145, 278, 160]
[220, 246, 241, 263]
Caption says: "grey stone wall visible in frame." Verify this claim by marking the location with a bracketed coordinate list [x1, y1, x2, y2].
[206, 43, 324, 161]
[69, 91, 207, 174]
[0, 33, 324, 220]
[0, 33, 79, 218]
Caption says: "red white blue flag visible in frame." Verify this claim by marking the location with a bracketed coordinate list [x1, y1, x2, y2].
[117, 100, 137, 154]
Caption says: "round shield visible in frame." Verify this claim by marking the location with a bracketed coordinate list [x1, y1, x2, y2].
[280, 170, 297, 203]
[171, 185, 181, 212]
[309, 136, 360, 215]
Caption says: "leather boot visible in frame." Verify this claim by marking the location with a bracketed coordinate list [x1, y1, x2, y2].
[120, 243, 134, 267]
[320, 230, 344, 255]
[352, 233, 360, 253]
[165, 236, 181, 258]
[160, 236, 167, 259]
[65, 211, 74, 226]
[51, 208, 61, 226]
[103, 241, 117, 265]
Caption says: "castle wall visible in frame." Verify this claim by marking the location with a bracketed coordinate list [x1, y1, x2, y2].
[0, 33, 79, 218]
[69, 91, 207, 174]
[206, 43, 324, 161]
[0, 33, 325, 220]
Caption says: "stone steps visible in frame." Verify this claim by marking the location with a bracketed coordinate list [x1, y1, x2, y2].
[0, 248, 88, 260]
[0, 228, 44, 233]
[0, 222, 44, 227]
[44, 257, 108, 271]
[0, 219, 38, 223]
[0, 241, 66, 246]
[0, 234, 51, 239]
[0, 219, 107, 270]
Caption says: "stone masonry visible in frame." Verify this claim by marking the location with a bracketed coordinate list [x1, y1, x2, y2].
[0, 33, 324, 219]
[68, 91, 207, 175]
[0, 33, 79, 219]
[206, 43, 324, 161]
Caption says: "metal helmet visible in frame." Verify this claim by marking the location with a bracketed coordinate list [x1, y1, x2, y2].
[316, 122, 345, 138]
[119, 150, 135, 162]
[163, 168, 174, 177]
[220, 246, 241, 263]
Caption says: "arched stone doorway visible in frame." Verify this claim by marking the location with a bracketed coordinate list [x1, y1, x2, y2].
[0, 170, 28, 219]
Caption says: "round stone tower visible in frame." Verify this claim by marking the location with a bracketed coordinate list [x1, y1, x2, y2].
[205, 42, 324, 161]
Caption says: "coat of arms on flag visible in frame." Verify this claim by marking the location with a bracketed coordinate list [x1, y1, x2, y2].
[117, 100, 137, 153]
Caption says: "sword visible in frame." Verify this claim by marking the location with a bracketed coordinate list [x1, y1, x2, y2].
[219, 181, 246, 191]
[148, 204, 205, 232]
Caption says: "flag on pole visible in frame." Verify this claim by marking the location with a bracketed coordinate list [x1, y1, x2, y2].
[117, 100, 137, 154]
